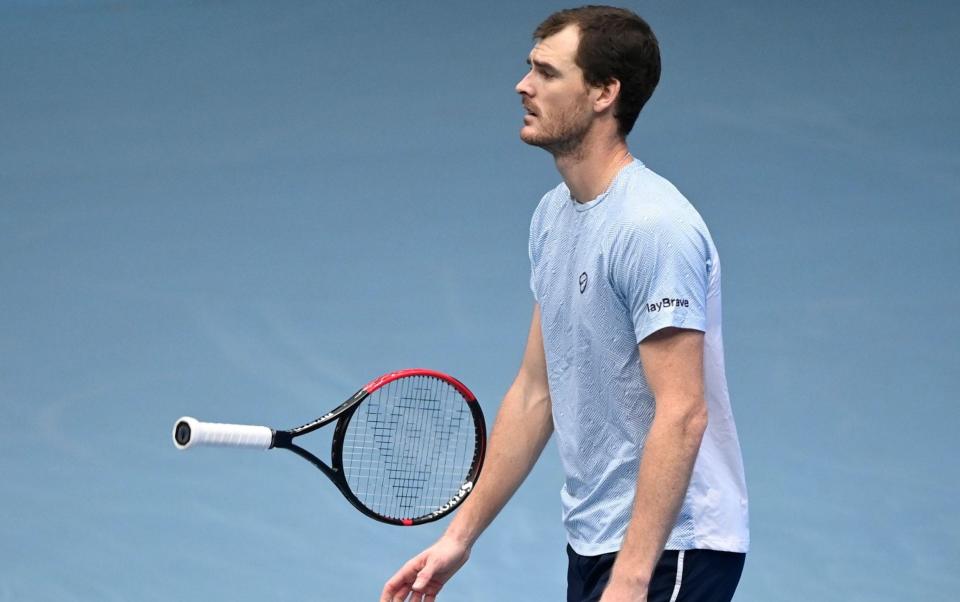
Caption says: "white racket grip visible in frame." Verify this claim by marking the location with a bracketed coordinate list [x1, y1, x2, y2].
[173, 416, 273, 450]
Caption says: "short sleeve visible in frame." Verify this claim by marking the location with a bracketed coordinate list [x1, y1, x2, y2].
[610, 213, 709, 343]
[528, 234, 539, 302]
[528, 192, 552, 304]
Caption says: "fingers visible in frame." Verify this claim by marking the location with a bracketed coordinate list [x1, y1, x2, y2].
[411, 569, 433, 593]
[380, 571, 411, 601]
[381, 572, 440, 601]
[381, 554, 426, 602]
[381, 585, 411, 602]
[413, 573, 445, 601]
[410, 587, 439, 602]
[420, 581, 442, 602]
[383, 542, 462, 602]
[381, 575, 414, 602]
[385, 586, 434, 602]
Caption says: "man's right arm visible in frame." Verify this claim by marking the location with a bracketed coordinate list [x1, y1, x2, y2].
[380, 304, 553, 602]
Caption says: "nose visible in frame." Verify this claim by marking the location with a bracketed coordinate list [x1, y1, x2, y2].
[516, 70, 534, 96]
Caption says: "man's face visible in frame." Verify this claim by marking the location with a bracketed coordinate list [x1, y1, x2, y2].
[515, 25, 594, 156]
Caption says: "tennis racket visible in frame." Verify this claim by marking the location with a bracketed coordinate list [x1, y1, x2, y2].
[172, 368, 486, 526]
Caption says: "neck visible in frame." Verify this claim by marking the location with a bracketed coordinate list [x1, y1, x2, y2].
[554, 134, 632, 203]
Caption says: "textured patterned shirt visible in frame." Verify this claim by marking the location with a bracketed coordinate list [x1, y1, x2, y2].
[529, 160, 749, 555]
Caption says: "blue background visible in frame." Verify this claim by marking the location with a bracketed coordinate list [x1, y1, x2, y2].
[2, 1, 958, 600]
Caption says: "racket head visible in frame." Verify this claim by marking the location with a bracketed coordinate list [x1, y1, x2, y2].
[330, 369, 486, 526]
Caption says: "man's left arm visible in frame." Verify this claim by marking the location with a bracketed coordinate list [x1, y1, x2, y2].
[601, 326, 708, 602]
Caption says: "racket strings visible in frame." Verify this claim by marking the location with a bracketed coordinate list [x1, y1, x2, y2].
[341, 375, 477, 520]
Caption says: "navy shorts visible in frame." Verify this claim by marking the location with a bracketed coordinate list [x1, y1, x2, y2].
[566, 545, 745, 602]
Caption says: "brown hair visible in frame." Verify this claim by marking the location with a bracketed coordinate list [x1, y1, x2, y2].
[533, 6, 661, 137]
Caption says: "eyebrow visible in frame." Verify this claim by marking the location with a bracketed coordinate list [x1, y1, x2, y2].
[527, 57, 560, 75]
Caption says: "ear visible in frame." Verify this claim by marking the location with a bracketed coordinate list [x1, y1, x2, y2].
[591, 78, 621, 114]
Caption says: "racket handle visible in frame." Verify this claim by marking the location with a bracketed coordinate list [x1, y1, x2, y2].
[173, 416, 273, 450]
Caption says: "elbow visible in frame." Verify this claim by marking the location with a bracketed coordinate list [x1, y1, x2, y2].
[687, 404, 708, 442]
[658, 399, 708, 445]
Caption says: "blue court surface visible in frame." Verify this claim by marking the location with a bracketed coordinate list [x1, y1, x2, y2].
[2, 1, 957, 600]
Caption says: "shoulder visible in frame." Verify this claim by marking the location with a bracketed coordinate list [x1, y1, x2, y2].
[608, 166, 712, 258]
[529, 181, 569, 264]
[529, 180, 569, 237]
[531, 181, 568, 221]
[616, 165, 694, 228]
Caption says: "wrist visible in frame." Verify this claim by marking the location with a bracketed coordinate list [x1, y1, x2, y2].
[609, 562, 651, 591]
[610, 573, 649, 590]
[442, 523, 478, 550]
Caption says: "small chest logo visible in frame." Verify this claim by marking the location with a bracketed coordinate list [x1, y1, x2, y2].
[578, 272, 588, 294]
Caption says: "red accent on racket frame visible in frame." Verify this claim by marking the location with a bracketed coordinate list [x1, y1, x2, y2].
[362, 368, 477, 402]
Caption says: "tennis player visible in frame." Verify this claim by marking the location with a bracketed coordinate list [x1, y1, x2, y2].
[382, 6, 749, 601]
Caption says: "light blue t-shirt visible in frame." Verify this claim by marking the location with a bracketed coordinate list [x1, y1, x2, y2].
[529, 160, 749, 555]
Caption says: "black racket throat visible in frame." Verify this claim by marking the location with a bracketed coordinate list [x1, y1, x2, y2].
[269, 408, 355, 489]
[283, 440, 344, 486]
[269, 429, 295, 450]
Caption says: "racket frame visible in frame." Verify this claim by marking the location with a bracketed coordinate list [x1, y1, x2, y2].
[271, 368, 486, 526]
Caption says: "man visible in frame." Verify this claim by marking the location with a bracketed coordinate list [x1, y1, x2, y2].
[381, 7, 749, 602]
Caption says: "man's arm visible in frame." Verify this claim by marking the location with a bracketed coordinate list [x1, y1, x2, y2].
[601, 327, 708, 602]
[380, 304, 553, 602]
[443, 303, 554, 546]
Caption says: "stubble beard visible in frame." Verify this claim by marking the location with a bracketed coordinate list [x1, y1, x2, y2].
[520, 103, 593, 159]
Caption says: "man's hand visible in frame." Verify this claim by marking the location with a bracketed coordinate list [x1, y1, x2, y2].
[380, 535, 471, 602]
